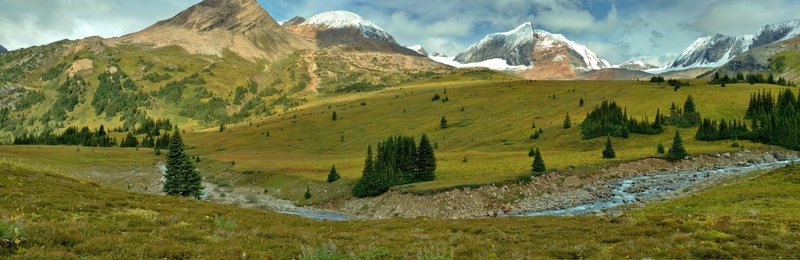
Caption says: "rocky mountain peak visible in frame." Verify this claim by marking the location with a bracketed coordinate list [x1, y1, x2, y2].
[115, 0, 312, 61]
[0, 44, 7, 53]
[281, 16, 306, 27]
[454, 22, 536, 66]
[156, 0, 279, 33]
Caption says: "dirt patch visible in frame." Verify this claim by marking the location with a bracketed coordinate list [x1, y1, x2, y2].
[66, 59, 94, 77]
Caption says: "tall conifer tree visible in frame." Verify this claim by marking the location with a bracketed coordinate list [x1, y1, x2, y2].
[163, 129, 203, 199]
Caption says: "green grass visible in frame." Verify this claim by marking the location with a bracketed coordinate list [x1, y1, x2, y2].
[2, 162, 799, 258]
[180, 79, 786, 200]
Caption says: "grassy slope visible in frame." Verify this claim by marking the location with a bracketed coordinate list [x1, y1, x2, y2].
[2, 163, 798, 258]
[182, 80, 786, 201]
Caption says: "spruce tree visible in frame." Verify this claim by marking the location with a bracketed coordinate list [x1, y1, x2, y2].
[440, 116, 448, 129]
[332, 111, 338, 121]
[416, 134, 436, 181]
[602, 136, 616, 159]
[657, 142, 665, 154]
[579, 98, 585, 107]
[667, 131, 689, 160]
[327, 164, 340, 183]
[563, 113, 571, 129]
[532, 148, 546, 175]
[304, 186, 312, 199]
[528, 148, 535, 157]
[163, 129, 203, 199]
[352, 145, 377, 197]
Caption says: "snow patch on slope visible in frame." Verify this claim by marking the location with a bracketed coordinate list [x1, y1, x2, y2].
[405, 44, 427, 55]
[430, 56, 529, 71]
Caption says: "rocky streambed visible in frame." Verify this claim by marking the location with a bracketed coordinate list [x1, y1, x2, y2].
[512, 156, 799, 217]
[159, 150, 799, 221]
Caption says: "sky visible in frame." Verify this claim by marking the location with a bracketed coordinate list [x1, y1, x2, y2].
[1, 0, 798, 66]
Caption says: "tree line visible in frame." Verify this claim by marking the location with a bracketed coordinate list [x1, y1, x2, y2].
[696, 89, 800, 150]
[352, 134, 436, 197]
[13, 125, 116, 147]
[709, 72, 795, 87]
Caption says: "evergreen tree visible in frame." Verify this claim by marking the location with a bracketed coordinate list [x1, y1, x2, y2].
[440, 116, 448, 129]
[528, 148, 535, 157]
[579, 98, 585, 107]
[416, 134, 436, 181]
[602, 136, 616, 159]
[352, 145, 376, 197]
[667, 131, 689, 160]
[332, 111, 338, 121]
[163, 129, 203, 199]
[657, 142, 665, 154]
[563, 113, 571, 129]
[304, 186, 311, 199]
[327, 164, 340, 183]
[532, 148, 546, 175]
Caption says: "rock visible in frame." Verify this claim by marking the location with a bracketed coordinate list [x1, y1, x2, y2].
[501, 204, 513, 213]
[722, 153, 732, 158]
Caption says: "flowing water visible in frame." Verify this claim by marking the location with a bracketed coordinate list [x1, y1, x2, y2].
[514, 159, 798, 217]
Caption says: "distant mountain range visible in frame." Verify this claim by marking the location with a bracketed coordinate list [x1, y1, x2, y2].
[669, 19, 800, 70]
[0, 45, 7, 53]
[616, 60, 657, 71]
[3, 0, 800, 83]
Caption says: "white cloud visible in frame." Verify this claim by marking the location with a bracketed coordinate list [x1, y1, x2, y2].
[0, 0, 193, 50]
[686, 0, 800, 36]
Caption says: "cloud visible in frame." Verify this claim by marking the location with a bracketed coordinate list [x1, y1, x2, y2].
[0, 0, 192, 50]
[686, 0, 800, 36]
[533, 1, 618, 34]
[649, 30, 664, 48]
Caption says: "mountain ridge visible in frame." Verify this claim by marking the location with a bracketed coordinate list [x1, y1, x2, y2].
[669, 19, 800, 70]
[112, 0, 313, 61]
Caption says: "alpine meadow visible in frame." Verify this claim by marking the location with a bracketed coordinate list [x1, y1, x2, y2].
[2, 0, 800, 258]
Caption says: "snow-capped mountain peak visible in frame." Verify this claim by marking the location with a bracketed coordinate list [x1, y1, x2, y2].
[533, 29, 612, 70]
[454, 22, 535, 66]
[669, 33, 754, 69]
[616, 59, 657, 71]
[752, 19, 800, 47]
[302, 11, 392, 41]
[668, 18, 800, 70]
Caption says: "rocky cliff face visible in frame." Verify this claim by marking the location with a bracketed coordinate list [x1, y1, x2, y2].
[115, 0, 312, 61]
[0, 45, 7, 53]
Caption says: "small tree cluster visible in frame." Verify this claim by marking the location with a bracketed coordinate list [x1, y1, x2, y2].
[580, 100, 663, 139]
[352, 134, 436, 197]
